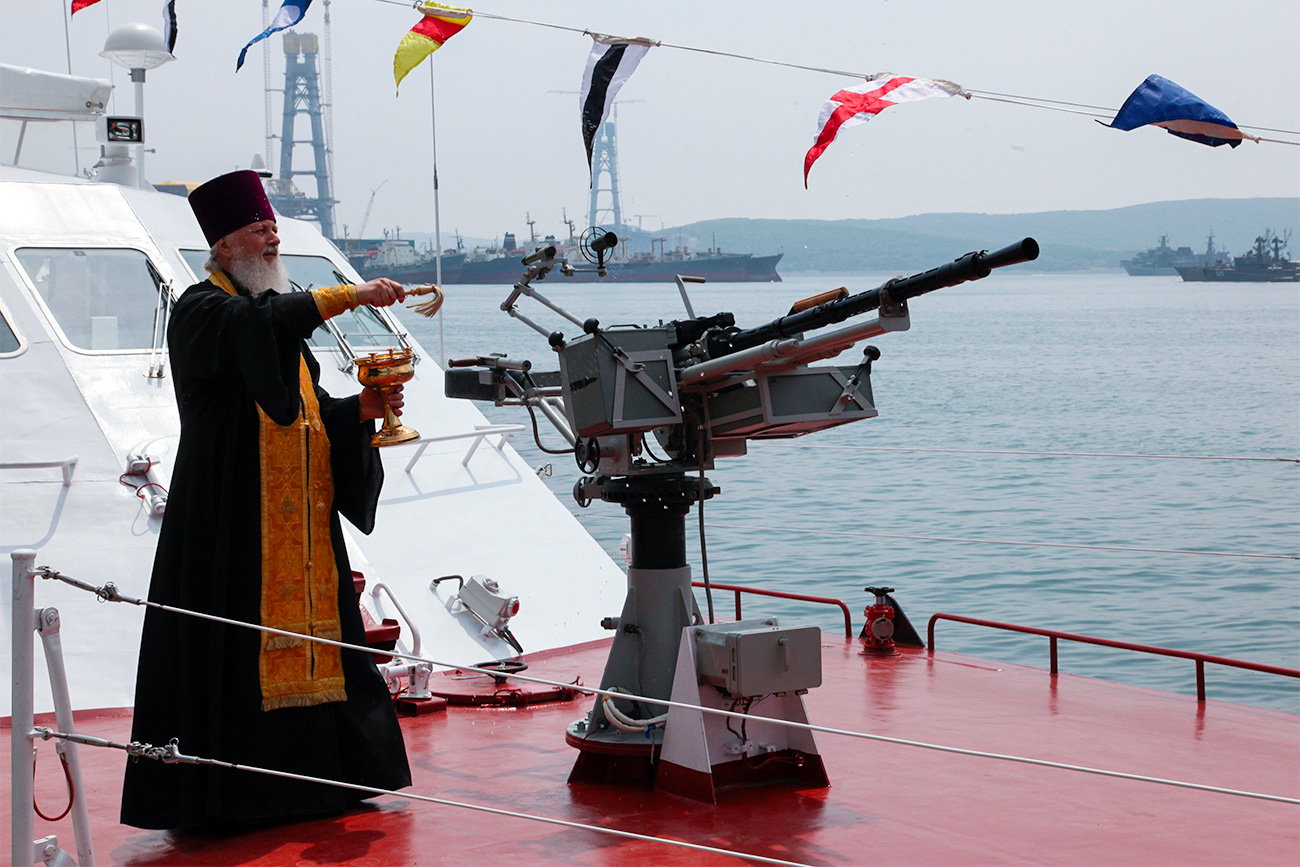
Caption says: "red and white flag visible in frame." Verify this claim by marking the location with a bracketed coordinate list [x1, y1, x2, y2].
[804, 74, 966, 187]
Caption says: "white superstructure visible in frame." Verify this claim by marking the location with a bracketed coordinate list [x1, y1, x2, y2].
[0, 66, 625, 717]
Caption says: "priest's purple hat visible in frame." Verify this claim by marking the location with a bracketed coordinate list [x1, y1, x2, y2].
[188, 170, 276, 246]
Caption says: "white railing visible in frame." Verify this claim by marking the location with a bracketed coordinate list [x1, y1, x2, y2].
[1, 457, 78, 487]
[11, 549, 95, 867]
[400, 424, 525, 474]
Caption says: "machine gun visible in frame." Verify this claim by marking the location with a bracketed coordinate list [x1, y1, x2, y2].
[444, 235, 1039, 786]
[447, 236, 1039, 474]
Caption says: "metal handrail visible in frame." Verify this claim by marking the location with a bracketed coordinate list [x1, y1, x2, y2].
[691, 581, 854, 638]
[369, 581, 422, 656]
[927, 612, 1300, 702]
[402, 424, 526, 473]
[0, 456, 78, 486]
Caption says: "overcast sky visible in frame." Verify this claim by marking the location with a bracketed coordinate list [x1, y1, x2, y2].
[4, 0, 1298, 243]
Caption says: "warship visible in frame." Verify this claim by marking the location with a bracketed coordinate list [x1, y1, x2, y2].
[1176, 229, 1299, 282]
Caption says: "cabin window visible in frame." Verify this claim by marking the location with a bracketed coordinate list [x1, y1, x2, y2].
[0, 301, 22, 355]
[177, 249, 403, 351]
[15, 247, 166, 352]
[281, 254, 403, 350]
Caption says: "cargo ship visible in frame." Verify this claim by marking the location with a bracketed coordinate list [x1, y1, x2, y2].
[335, 233, 467, 285]
[341, 228, 783, 285]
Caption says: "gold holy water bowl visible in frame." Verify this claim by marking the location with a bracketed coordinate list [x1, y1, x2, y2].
[355, 348, 420, 447]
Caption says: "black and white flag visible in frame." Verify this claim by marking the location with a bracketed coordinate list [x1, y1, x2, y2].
[162, 0, 178, 52]
[580, 35, 654, 176]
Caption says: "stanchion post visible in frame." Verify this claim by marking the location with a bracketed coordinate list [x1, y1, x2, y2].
[38, 608, 96, 864]
[12, 549, 37, 867]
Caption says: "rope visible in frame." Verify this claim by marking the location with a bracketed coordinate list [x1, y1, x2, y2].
[970, 92, 1113, 120]
[32, 568, 1300, 805]
[30, 727, 814, 867]
[117, 457, 169, 505]
[376, 0, 1300, 142]
[586, 514, 1299, 561]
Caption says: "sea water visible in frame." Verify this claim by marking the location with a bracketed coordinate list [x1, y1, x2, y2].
[393, 269, 1299, 713]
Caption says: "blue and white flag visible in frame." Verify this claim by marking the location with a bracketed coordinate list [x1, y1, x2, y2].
[237, 0, 313, 71]
[1106, 74, 1254, 148]
[580, 34, 654, 176]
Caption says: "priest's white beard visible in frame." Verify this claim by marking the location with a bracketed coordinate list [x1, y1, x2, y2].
[226, 250, 291, 295]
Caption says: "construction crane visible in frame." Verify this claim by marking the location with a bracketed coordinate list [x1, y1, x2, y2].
[357, 180, 386, 240]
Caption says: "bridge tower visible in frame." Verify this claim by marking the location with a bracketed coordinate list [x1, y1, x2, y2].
[266, 31, 336, 238]
[587, 120, 624, 232]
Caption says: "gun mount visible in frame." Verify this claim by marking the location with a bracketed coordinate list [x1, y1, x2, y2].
[447, 236, 1038, 472]
[444, 235, 1039, 788]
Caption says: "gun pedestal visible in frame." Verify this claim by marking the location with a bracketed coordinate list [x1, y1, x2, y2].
[447, 235, 1041, 793]
[566, 473, 715, 784]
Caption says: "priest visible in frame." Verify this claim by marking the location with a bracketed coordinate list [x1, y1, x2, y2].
[121, 170, 412, 830]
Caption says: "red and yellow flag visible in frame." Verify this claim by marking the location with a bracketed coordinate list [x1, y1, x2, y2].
[394, 2, 472, 93]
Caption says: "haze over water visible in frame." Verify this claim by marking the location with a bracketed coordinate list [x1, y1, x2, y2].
[397, 268, 1300, 713]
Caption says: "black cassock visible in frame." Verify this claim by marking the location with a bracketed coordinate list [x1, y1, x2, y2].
[120, 279, 411, 830]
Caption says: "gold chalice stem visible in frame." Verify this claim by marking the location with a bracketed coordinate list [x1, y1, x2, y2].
[380, 387, 402, 431]
[372, 386, 419, 446]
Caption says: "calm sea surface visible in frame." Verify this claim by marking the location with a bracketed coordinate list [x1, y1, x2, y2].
[394, 268, 1299, 713]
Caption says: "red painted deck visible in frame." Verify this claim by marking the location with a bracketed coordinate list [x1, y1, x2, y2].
[9, 638, 1299, 865]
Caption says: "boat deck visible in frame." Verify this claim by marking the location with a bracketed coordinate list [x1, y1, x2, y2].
[8, 637, 1298, 865]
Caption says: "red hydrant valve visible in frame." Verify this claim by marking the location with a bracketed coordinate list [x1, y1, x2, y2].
[863, 586, 897, 653]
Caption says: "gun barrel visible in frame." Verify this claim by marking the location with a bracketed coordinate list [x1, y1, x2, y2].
[719, 238, 1038, 355]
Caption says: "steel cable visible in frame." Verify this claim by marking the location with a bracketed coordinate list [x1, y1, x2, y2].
[30, 567, 1300, 805]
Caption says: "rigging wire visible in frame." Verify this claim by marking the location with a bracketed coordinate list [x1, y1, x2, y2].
[28, 728, 814, 867]
[375, 0, 1300, 142]
[30, 568, 1300, 805]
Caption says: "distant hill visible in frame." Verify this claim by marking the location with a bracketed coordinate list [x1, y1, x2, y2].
[654, 198, 1300, 273]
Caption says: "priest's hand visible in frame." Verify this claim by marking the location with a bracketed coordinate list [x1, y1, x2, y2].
[355, 278, 407, 307]
[360, 384, 404, 421]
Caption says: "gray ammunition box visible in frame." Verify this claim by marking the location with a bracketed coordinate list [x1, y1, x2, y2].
[558, 326, 682, 437]
[693, 619, 822, 698]
[706, 365, 877, 440]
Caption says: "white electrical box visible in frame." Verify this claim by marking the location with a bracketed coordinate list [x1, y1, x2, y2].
[692, 618, 822, 698]
[457, 575, 519, 631]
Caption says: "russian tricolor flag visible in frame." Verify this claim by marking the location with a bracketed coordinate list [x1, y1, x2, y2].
[1105, 75, 1255, 147]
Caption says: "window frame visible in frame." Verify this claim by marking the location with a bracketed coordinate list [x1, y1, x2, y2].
[13, 244, 172, 356]
[0, 295, 27, 358]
